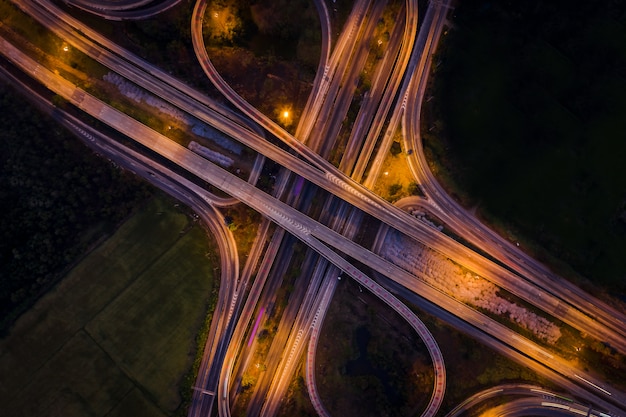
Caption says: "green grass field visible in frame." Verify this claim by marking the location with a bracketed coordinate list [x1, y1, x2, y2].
[0, 196, 217, 417]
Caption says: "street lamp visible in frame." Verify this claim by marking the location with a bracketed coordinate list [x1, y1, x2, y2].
[279, 107, 292, 126]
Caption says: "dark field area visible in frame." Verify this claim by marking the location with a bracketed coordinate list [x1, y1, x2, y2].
[0, 196, 218, 417]
[426, 0, 626, 293]
[315, 279, 434, 417]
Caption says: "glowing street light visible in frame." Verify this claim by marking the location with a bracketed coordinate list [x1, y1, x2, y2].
[279, 107, 292, 126]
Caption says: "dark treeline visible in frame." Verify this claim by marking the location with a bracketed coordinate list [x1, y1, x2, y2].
[0, 80, 152, 334]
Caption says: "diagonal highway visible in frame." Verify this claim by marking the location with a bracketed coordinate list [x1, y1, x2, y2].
[3, 1, 626, 415]
[2, 35, 625, 415]
[12, 0, 626, 356]
[18, 0, 626, 361]
[189, 0, 626, 359]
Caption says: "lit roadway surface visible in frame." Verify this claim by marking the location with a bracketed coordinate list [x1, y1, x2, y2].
[306, 0, 387, 158]
[232, 60, 361, 415]
[397, 1, 626, 356]
[236, 3, 414, 408]
[362, 0, 442, 189]
[213, 0, 351, 407]
[402, 0, 626, 346]
[60, 0, 184, 21]
[24, 0, 626, 366]
[296, 0, 366, 145]
[4, 2, 626, 413]
[189, 0, 626, 366]
[2, 36, 621, 416]
[223, 170, 319, 417]
[479, 397, 611, 417]
[1, 42, 272, 417]
[6, 0, 624, 410]
[232, 1, 423, 415]
[19, 0, 626, 359]
[189, 1, 626, 414]
[293, 0, 331, 143]
[282, 2, 421, 414]
[1, 33, 449, 417]
[4, 0, 626, 416]
[342, 1, 414, 180]
[445, 384, 609, 417]
[19, 0, 266, 140]
[192, 2, 442, 416]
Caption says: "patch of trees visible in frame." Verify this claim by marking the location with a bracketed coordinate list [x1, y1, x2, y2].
[126, 4, 193, 66]
[0, 82, 152, 334]
[206, 0, 321, 69]
[204, 1, 246, 45]
[249, 0, 314, 41]
[208, 0, 319, 43]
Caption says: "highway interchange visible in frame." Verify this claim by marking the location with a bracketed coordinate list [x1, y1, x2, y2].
[2, 0, 626, 416]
